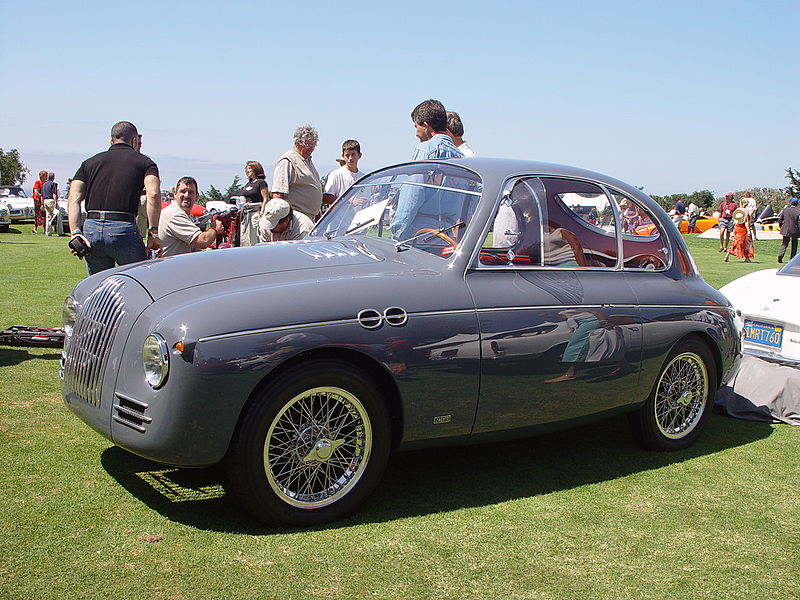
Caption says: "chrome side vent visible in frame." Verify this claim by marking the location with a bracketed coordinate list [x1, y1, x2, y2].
[113, 392, 151, 433]
[384, 306, 408, 327]
[63, 277, 127, 407]
[357, 309, 383, 329]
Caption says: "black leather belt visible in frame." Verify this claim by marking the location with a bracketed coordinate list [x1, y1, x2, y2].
[86, 211, 136, 223]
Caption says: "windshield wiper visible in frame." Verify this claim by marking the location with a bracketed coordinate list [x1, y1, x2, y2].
[324, 216, 378, 240]
[394, 221, 465, 252]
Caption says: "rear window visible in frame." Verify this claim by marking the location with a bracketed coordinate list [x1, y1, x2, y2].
[480, 178, 669, 271]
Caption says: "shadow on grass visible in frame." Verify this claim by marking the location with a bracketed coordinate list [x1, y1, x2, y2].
[100, 413, 773, 534]
[0, 347, 61, 366]
[0, 228, 34, 241]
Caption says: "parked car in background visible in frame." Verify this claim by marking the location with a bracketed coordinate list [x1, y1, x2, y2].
[0, 186, 35, 222]
[720, 253, 800, 364]
[205, 199, 237, 213]
[637, 214, 718, 235]
[0, 204, 10, 231]
[60, 158, 742, 527]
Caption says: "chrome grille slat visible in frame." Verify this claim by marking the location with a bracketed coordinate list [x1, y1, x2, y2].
[73, 288, 110, 400]
[84, 285, 121, 396]
[63, 277, 126, 406]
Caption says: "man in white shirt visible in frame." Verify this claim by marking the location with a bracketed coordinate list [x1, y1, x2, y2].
[271, 125, 323, 221]
[446, 111, 476, 157]
[323, 139, 364, 211]
[743, 191, 758, 240]
[686, 201, 699, 233]
[158, 177, 224, 257]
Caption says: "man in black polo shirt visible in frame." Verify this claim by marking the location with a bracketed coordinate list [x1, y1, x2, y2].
[68, 121, 162, 275]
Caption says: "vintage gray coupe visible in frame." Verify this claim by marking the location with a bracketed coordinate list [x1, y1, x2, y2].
[61, 159, 742, 526]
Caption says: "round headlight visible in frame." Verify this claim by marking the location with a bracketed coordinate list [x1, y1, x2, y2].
[62, 296, 78, 337]
[142, 333, 169, 388]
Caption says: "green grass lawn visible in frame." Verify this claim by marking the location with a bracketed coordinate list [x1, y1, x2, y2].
[1, 226, 798, 600]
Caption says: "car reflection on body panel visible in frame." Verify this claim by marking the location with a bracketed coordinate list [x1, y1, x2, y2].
[60, 158, 741, 527]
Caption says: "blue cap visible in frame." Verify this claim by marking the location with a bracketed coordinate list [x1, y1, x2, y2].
[792, 198, 798, 205]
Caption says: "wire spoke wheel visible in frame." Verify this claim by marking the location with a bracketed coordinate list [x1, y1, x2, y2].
[653, 351, 708, 439]
[264, 386, 372, 508]
[629, 339, 716, 451]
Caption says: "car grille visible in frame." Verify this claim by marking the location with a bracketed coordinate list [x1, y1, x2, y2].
[62, 277, 127, 407]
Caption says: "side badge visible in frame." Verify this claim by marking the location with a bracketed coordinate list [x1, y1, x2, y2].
[433, 415, 452, 425]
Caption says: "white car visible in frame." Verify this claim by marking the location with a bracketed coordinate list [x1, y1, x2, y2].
[0, 186, 35, 222]
[720, 253, 800, 364]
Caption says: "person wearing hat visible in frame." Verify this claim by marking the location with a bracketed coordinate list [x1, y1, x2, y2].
[258, 198, 314, 243]
[777, 197, 800, 263]
[717, 192, 738, 253]
[724, 199, 754, 263]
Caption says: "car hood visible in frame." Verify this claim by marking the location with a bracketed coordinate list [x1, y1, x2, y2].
[102, 237, 428, 300]
[720, 268, 797, 324]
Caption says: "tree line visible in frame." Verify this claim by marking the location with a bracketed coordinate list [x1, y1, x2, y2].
[2, 147, 798, 213]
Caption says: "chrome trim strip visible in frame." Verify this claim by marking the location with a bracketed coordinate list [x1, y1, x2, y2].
[350, 180, 482, 196]
[198, 318, 360, 342]
[197, 304, 733, 343]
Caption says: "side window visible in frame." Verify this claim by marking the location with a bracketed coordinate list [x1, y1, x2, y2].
[480, 179, 543, 266]
[610, 192, 670, 270]
[539, 178, 618, 268]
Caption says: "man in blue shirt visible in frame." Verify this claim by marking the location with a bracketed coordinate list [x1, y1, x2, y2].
[391, 99, 463, 240]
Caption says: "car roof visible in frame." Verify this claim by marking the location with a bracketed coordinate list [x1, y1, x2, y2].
[435, 157, 645, 199]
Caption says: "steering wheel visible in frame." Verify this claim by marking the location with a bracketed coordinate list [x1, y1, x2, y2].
[413, 228, 457, 246]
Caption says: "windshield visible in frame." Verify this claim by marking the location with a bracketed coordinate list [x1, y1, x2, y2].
[0, 187, 25, 197]
[778, 252, 800, 276]
[311, 163, 483, 258]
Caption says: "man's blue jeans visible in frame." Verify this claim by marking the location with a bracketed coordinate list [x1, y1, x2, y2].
[82, 219, 147, 276]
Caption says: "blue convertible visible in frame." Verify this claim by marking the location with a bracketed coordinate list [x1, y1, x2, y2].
[61, 159, 742, 526]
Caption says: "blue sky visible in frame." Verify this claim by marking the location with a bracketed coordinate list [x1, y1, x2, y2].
[3, 0, 797, 197]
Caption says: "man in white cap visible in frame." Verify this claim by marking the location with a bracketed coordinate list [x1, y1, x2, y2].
[258, 198, 314, 242]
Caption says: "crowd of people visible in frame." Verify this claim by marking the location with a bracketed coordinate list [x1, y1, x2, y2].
[30, 170, 70, 236]
[63, 99, 474, 276]
[36, 96, 800, 276]
[668, 191, 800, 264]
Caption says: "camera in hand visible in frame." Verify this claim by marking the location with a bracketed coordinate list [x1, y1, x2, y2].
[68, 235, 90, 258]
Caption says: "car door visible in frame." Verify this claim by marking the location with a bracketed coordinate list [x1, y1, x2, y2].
[465, 177, 645, 435]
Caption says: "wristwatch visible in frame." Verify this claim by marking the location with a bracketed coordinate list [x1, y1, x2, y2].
[148, 226, 159, 238]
